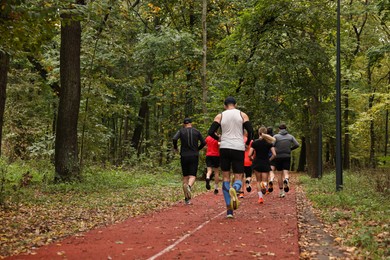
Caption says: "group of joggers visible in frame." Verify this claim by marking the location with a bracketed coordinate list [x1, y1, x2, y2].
[173, 97, 300, 218]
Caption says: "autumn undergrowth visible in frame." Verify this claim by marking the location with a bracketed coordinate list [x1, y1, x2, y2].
[0, 159, 195, 258]
[299, 169, 390, 259]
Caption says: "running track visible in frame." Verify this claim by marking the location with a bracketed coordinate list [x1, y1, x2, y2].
[8, 183, 299, 259]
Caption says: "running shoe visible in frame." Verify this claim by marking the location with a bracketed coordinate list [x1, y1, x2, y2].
[229, 188, 240, 210]
[185, 198, 192, 205]
[205, 178, 211, 190]
[268, 181, 274, 193]
[258, 197, 264, 204]
[226, 209, 234, 218]
[239, 192, 244, 198]
[260, 182, 267, 194]
[246, 180, 252, 192]
[214, 188, 219, 195]
[184, 184, 192, 200]
[279, 190, 285, 198]
[283, 178, 289, 192]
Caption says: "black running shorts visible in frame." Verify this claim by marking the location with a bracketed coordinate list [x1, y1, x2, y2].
[253, 159, 272, 172]
[180, 155, 199, 176]
[206, 156, 220, 168]
[274, 157, 291, 171]
[219, 148, 244, 173]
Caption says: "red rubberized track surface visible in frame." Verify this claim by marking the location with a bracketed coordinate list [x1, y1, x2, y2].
[8, 183, 299, 260]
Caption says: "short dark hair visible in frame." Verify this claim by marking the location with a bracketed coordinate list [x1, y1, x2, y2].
[224, 96, 236, 106]
[279, 124, 287, 129]
[183, 118, 192, 124]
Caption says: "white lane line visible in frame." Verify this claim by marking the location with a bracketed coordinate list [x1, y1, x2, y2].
[147, 209, 226, 260]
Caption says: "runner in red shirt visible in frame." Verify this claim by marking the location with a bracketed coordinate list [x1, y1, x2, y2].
[205, 134, 221, 194]
[238, 131, 253, 198]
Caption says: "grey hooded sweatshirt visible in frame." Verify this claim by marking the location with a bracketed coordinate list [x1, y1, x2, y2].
[273, 129, 300, 158]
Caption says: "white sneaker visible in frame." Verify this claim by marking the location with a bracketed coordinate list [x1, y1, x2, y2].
[279, 190, 285, 198]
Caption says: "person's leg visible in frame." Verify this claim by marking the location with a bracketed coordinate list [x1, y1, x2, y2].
[188, 175, 196, 188]
[220, 149, 234, 217]
[255, 171, 264, 204]
[231, 150, 244, 193]
[222, 170, 234, 216]
[282, 158, 291, 192]
[182, 175, 192, 204]
[268, 165, 275, 192]
[274, 158, 285, 197]
[283, 169, 290, 192]
[205, 156, 212, 190]
[213, 167, 220, 194]
[183, 156, 198, 204]
[260, 172, 268, 195]
[245, 166, 252, 193]
[238, 170, 245, 198]
[205, 166, 212, 190]
[181, 156, 191, 203]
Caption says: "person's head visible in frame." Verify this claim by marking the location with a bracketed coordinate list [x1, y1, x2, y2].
[183, 118, 192, 127]
[278, 123, 287, 130]
[258, 126, 267, 136]
[224, 96, 237, 108]
[267, 127, 274, 136]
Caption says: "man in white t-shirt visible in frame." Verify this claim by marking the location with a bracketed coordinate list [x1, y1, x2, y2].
[207, 97, 254, 218]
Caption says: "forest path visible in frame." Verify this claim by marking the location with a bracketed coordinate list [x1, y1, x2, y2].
[7, 173, 347, 259]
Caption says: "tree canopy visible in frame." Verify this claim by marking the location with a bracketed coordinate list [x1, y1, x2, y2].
[0, 0, 389, 178]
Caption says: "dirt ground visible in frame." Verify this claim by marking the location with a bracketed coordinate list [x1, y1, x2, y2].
[6, 173, 349, 260]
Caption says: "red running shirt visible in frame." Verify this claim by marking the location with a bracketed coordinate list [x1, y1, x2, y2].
[244, 137, 253, 166]
[205, 136, 220, 156]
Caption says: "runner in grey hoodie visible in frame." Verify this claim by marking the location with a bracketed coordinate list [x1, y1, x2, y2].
[273, 124, 300, 198]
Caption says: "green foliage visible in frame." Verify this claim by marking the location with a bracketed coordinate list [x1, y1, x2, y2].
[1, 0, 389, 173]
[300, 170, 390, 258]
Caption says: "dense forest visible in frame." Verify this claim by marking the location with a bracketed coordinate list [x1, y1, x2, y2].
[0, 0, 389, 181]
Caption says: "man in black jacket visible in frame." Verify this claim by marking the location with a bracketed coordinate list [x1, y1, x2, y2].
[173, 118, 206, 204]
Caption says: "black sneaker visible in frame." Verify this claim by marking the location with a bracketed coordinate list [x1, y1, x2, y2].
[283, 179, 289, 192]
[268, 181, 274, 193]
[246, 180, 252, 192]
[205, 178, 211, 190]
[214, 189, 219, 195]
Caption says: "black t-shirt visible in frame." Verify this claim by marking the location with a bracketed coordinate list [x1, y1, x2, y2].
[172, 127, 206, 157]
[251, 138, 273, 162]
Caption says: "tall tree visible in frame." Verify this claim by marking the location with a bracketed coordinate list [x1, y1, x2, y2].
[55, 0, 84, 181]
[0, 51, 9, 156]
[201, 0, 208, 121]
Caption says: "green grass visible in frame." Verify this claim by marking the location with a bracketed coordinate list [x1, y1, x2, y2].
[299, 169, 390, 259]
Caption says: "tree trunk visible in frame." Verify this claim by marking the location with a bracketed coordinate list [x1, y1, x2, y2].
[201, 0, 207, 122]
[308, 95, 320, 178]
[0, 51, 9, 157]
[55, 5, 83, 182]
[131, 76, 152, 154]
[343, 91, 350, 169]
[297, 136, 306, 172]
[367, 65, 376, 168]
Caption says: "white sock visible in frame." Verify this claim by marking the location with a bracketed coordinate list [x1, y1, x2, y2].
[214, 184, 218, 189]
[258, 192, 263, 198]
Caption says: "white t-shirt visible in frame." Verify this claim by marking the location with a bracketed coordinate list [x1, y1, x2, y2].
[220, 109, 245, 151]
